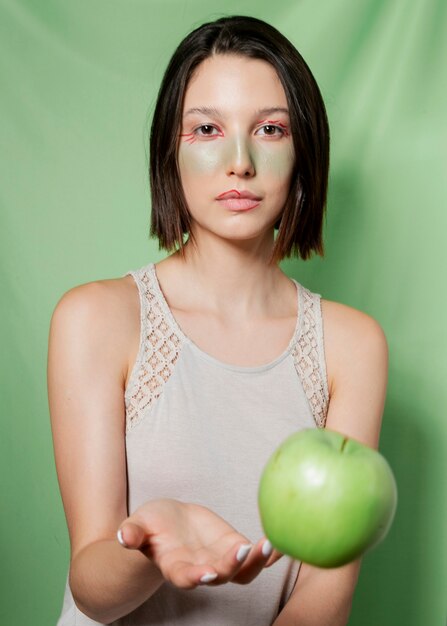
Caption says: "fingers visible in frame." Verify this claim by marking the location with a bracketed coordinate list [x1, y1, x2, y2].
[167, 539, 254, 589]
[168, 560, 220, 590]
[117, 522, 147, 550]
[264, 547, 284, 568]
[215, 540, 254, 580]
[192, 538, 281, 588]
[197, 537, 277, 587]
[229, 537, 278, 585]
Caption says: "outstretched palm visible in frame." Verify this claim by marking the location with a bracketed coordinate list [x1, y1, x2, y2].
[118, 498, 282, 589]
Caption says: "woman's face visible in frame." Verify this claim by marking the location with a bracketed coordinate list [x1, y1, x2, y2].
[177, 54, 295, 245]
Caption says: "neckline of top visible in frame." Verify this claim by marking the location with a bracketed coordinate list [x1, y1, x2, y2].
[148, 262, 303, 373]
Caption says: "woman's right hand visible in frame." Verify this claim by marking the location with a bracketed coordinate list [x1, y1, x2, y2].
[117, 498, 283, 590]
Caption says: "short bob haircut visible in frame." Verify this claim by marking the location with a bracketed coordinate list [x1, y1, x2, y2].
[149, 14, 330, 266]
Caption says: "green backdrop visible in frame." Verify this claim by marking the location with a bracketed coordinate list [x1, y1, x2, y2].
[1, 1, 445, 624]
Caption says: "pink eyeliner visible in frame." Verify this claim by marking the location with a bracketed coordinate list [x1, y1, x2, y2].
[256, 119, 289, 135]
[179, 132, 197, 144]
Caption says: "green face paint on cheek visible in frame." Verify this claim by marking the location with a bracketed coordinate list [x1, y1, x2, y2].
[178, 138, 295, 181]
[258, 144, 295, 179]
[178, 141, 223, 174]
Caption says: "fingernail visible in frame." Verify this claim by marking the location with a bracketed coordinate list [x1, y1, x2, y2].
[117, 528, 129, 548]
[262, 539, 273, 557]
[236, 543, 252, 562]
[200, 572, 218, 583]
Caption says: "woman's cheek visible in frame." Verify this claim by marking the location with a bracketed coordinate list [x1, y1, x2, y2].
[258, 144, 295, 182]
[178, 142, 223, 175]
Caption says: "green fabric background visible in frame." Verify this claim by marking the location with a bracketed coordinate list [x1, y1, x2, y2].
[1, 1, 445, 624]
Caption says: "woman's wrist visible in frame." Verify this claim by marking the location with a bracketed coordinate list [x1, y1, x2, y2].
[70, 537, 165, 623]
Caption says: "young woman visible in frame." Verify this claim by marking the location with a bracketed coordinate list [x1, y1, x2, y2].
[48, 15, 388, 626]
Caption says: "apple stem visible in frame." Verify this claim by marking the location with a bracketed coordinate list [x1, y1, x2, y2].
[341, 437, 349, 452]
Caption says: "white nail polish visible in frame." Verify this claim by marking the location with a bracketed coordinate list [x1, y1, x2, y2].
[262, 540, 273, 557]
[236, 543, 252, 562]
[117, 528, 128, 547]
[200, 572, 218, 583]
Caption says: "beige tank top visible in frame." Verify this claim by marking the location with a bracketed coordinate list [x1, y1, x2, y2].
[56, 261, 329, 626]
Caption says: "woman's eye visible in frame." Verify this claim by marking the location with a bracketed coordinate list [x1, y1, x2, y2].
[257, 125, 285, 137]
[194, 124, 220, 137]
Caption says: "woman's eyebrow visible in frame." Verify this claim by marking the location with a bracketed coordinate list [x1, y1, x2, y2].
[256, 106, 289, 117]
[183, 106, 289, 118]
[183, 106, 221, 118]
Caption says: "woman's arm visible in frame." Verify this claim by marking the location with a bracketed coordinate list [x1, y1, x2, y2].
[48, 279, 165, 623]
[272, 301, 389, 626]
[272, 559, 362, 626]
[49, 277, 286, 622]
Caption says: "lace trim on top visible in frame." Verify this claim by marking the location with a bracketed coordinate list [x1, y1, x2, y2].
[291, 287, 329, 429]
[124, 269, 184, 434]
[124, 266, 329, 433]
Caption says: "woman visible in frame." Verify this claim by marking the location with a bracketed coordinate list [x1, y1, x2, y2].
[48, 15, 388, 626]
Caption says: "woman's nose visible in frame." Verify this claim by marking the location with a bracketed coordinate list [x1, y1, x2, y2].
[225, 136, 256, 177]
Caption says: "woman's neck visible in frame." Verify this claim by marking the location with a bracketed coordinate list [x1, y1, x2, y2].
[160, 241, 292, 322]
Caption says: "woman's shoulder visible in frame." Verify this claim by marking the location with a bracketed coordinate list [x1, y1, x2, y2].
[52, 274, 138, 325]
[319, 298, 388, 398]
[320, 298, 386, 337]
[50, 275, 140, 383]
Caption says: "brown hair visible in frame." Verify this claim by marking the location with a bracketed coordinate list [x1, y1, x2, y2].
[149, 15, 330, 265]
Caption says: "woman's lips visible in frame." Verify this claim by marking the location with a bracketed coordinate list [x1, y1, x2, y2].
[217, 198, 261, 211]
[216, 189, 261, 210]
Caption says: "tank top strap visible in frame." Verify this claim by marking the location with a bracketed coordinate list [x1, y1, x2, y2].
[291, 284, 329, 428]
[123, 264, 183, 433]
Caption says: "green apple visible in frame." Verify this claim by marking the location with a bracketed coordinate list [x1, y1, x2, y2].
[258, 428, 397, 568]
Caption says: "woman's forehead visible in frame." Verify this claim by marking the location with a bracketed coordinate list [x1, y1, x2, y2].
[182, 56, 288, 117]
